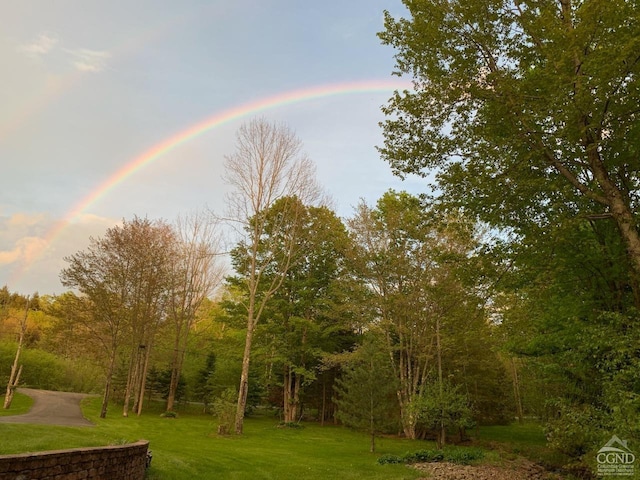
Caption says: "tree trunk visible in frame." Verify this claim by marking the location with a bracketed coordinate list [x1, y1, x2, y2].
[321, 377, 326, 427]
[235, 320, 254, 434]
[605, 191, 640, 308]
[166, 340, 182, 413]
[436, 316, 446, 449]
[100, 347, 118, 418]
[369, 384, 376, 453]
[166, 314, 189, 413]
[4, 298, 28, 410]
[3, 365, 22, 409]
[122, 346, 139, 417]
[283, 366, 302, 423]
[399, 401, 417, 439]
[511, 357, 524, 424]
[136, 344, 152, 416]
[283, 366, 292, 422]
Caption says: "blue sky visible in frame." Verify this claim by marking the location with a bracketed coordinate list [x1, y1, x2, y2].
[1, 1, 423, 294]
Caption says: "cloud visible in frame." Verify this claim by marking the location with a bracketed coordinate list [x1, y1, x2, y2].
[0, 236, 48, 266]
[18, 32, 110, 73]
[0, 212, 118, 294]
[65, 48, 111, 73]
[19, 33, 59, 56]
[0, 212, 51, 267]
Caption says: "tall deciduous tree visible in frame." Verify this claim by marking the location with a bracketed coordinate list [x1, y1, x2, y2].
[348, 192, 437, 439]
[348, 191, 498, 439]
[60, 217, 176, 418]
[223, 118, 322, 434]
[379, 0, 640, 306]
[165, 211, 225, 413]
[251, 200, 353, 423]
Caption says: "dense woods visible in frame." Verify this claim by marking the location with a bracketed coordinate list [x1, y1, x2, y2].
[2, 2, 639, 477]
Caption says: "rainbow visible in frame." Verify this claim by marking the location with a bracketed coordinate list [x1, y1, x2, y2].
[10, 78, 412, 285]
[65, 78, 411, 220]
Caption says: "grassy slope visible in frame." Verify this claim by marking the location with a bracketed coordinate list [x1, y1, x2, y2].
[0, 394, 568, 479]
[0, 396, 423, 480]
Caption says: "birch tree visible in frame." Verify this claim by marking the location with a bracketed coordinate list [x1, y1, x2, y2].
[223, 117, 322, 434]
[348, 191, 491, 439]
[348, 192, 436, 439]
[3, 297, 29, 409]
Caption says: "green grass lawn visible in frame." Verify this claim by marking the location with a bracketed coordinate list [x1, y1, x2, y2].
[478, 422, 547, 446]
[0, 391, 34, 416]
[476, 422, 571, 470]
[0, 396, 426, 480]
[0, 395, 568, 479]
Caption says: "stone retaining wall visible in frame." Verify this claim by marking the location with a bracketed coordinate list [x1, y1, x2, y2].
[0, 440, 149, 480]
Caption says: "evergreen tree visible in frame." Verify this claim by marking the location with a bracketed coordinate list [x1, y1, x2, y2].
[334, 332, 398, 453]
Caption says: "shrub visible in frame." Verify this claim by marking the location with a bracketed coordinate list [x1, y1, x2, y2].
[402, 450, 444, 463]
[544, 401, 606, 457]
[380, 447, 484, 466]
[212, 387, 237, 435]
[376, 454, 404, 465]
[443, 447, 484, 464]
[0, 342, 103, 393]
[277, 421, 304, 429]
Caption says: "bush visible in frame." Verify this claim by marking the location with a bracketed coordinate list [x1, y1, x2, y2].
[411, 379, 475, 449]
[0, 342, 102, 392]
[402, 450, 444, 463]
[376, 454, 404, 465]
[212, 387, 237, 435]
[277, 421, 304, 429]
[442, 447, 484, 465]
[544, 401, 606, 457]
[380, 447, 484, 466]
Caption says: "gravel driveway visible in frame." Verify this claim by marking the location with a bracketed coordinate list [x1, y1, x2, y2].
[0, 388, 95, 427]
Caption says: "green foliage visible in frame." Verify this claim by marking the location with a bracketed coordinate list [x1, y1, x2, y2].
[191, 352, 216, 412]
[438, 447, 485, 465]
[379, 5, 640, 473]
[402, 450, 444, 463]
[347, 191, 506, 438]
[334, 331, 399, 452]
[544, 400, 607, 458]
[377, 447, 484, 465]
[232, 198, 356, 422]
[378, 0, 640, 245]
[146, 367, 186, 402]
[376, 454, 404, 465]
[412, 379, 474, 442]
[0, 341, 101, 392]
[212, 387, 237, 435]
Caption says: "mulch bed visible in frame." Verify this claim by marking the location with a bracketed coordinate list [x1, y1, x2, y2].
[412, 459, 566, 480]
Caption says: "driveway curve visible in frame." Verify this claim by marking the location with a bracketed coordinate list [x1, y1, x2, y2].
[0, 388, 95, 427]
